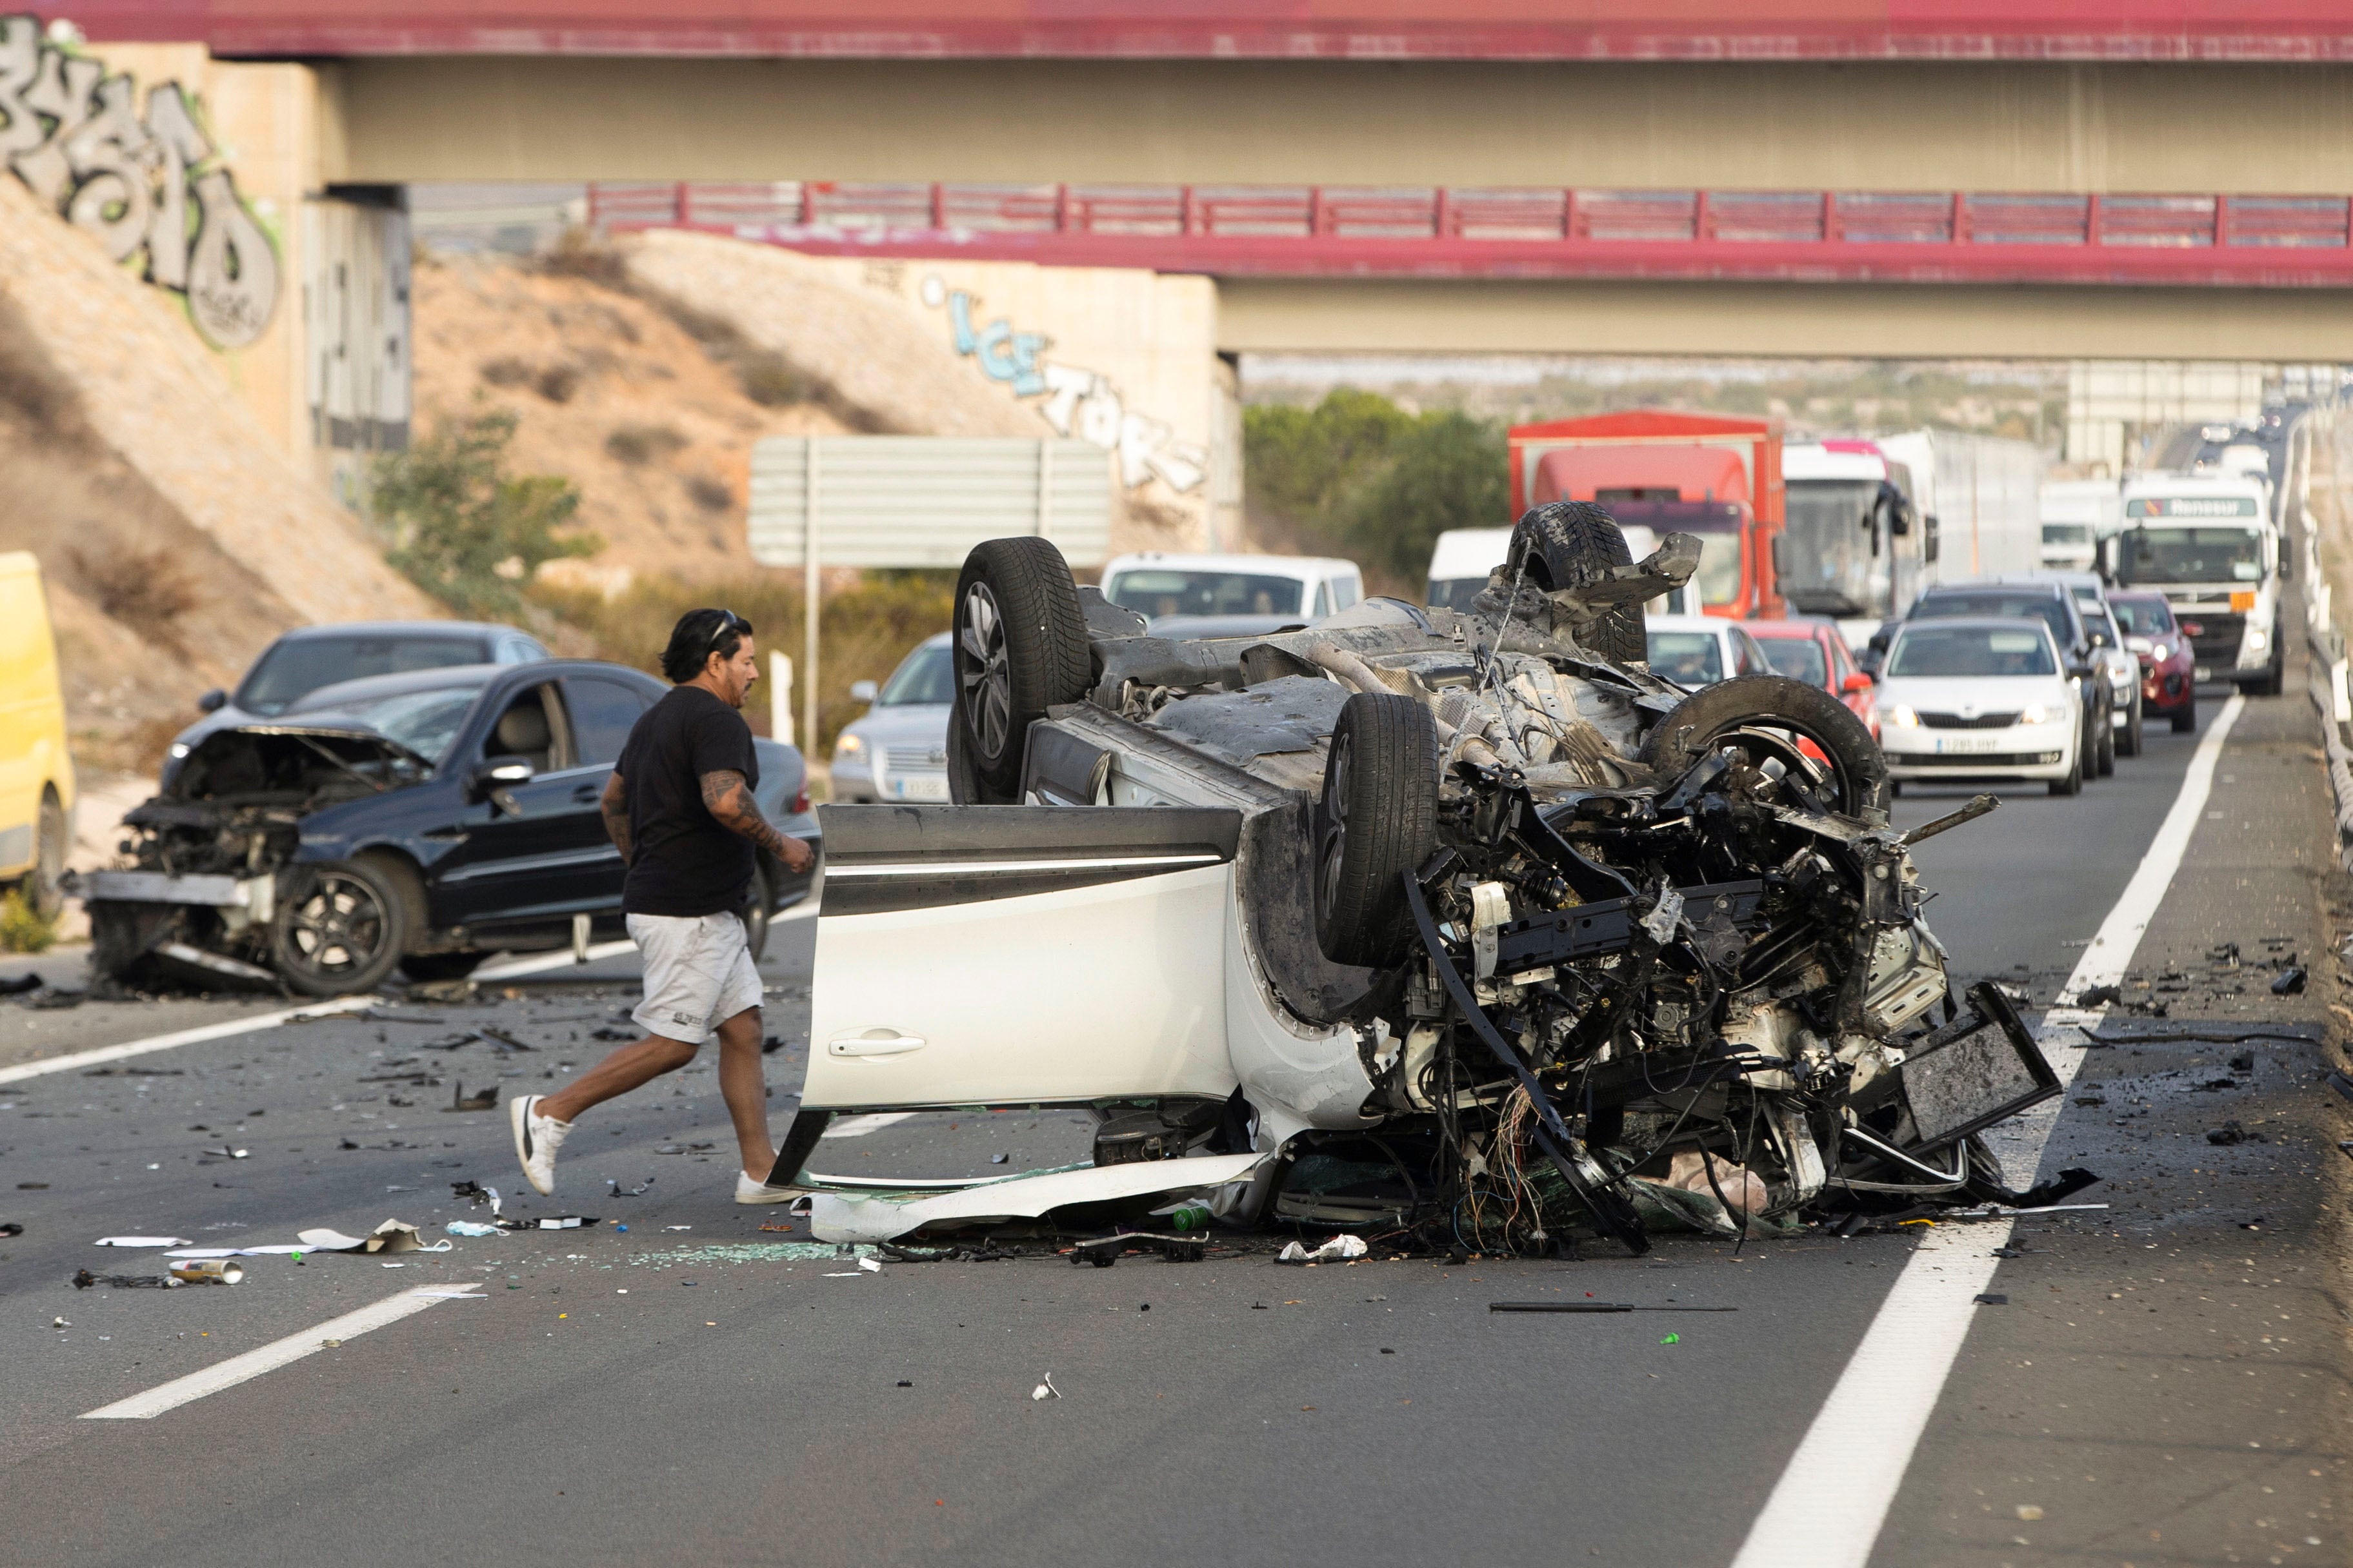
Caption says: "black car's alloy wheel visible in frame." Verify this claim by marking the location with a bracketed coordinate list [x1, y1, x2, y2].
[272, 860, 406, 997]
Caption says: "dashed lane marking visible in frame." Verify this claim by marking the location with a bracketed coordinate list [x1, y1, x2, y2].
[81, 1285, 486, 1420]
[1730, 693, 2245, 1568]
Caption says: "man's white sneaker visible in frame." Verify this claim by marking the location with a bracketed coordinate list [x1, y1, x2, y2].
[736, 1169, 806, 1205]
[510, 1095, 570, 1196]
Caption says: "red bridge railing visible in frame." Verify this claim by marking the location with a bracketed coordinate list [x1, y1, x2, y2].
[586, 182, 2353, 286]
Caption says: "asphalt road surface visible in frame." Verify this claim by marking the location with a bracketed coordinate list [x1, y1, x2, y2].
[1, 686, 2345, 1568]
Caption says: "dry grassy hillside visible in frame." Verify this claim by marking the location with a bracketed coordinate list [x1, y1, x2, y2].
[0, 178, 437, 771]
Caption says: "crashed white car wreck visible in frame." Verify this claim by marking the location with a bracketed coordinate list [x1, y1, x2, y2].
[783, 504, 2080, 1253]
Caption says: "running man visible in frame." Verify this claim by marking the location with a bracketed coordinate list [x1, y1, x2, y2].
[510, 608, 816, 1202]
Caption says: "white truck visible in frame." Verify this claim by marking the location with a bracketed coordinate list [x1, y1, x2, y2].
[2108, 473, 2285, 696]
[2038, 479, 2122, 573]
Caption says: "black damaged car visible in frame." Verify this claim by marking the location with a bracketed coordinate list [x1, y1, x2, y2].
[81, 660, 819, 996]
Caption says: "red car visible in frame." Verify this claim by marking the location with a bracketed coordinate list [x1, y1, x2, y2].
[1745, 616, 1879, 741]
[2107, 590, 2197, 734]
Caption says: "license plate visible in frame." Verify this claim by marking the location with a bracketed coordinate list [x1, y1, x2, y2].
[1932, 735, 2001, 755]
[891, 775, 950, 801]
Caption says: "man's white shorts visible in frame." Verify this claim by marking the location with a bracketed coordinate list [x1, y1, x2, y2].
[627, 911, 763, 1044]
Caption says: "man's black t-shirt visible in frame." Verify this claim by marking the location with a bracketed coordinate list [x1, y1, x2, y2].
[616, 686, 759, 917]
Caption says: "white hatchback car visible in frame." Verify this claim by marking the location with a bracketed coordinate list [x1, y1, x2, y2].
[1644, 613, 1774, 688]
[1876, 617, 2085, 797]
[1100, 551, 1363, 630]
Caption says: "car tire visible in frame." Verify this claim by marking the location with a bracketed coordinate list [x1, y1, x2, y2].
[1505, 501, 1649, 667]
[954, 537, 1093, 799]
[1314, 692, 1439, 968]
[1637, 674, 1890, 820]
[397, 951, 484, 983]
[2048, 747, 2083, 797]
[2170, 690, 2198, 734]
[2118, 691, 2143, 758]
[28, 789, 65, 920]
[272, 859, 408, 997]
[2095, 708, 2116, 777]
[943, 702, 1013, 806]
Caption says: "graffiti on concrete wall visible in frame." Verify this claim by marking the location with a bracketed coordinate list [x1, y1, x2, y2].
[921, 274, 1207, 493]
[0, 16, 279, 349]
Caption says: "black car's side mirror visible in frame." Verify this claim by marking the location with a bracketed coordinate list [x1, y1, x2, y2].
[469, 758, 534, 808]
[197, 689, 227, 713]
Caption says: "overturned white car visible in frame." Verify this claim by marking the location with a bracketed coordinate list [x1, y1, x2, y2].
[781, 505, 2074, 1253]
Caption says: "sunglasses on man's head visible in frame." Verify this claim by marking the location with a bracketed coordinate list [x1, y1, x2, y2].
[710, 610, 746, 649]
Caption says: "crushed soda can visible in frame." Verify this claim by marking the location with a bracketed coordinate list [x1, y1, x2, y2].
[168, 1258, 243, 1285]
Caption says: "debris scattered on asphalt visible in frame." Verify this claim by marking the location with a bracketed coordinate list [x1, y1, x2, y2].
[0, 971, 41, 995]
[495, 1215, 600, 1231]
[444, 1083, 499, 1112]
[420, 1033, 481, 1051]
[990, 1153, 1009, 1164]
[1031, 1373, 1062, 1401]
[606, 1178, 653, 1197]
[1657, 1333, 1679, 1345]
[82, 1066, 183, 1077]
[1974, 1293, 2008, 1305]
[858, 1256, 882, 1273]
[0, 1221, 19, 1236]
[94, 1236, 190, 1248]
[2091, 1028, 2313, 1048]
[73, 1268, 180, 1289]
[203, 1146, 249, 1159]
[2271, 967, 2308, 996]
[1277, 1235, 1369, 1264]
[445, 1221, 499, 1237]
[17, 1182, 47, 1189]
[479, 1027, 536, 1053]
[2230, 1051, 2256, 1071]
[2240, 1216, 2268, 1230]
[2207, 1121, 2265, 1146]
[2075, 984, 2123, 1007]
[1489, 1302, 1737, 1313]
[361, 1008, 445, 1024]
[298, 1220, 447, 1254]
[590, 1026, 636, 1041]
[168, 1259, 242, 1284]
[452, 1180, 503, 1215]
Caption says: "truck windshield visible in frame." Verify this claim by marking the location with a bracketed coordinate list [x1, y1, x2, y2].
[2116, 526, 2265, 586]
[1782, 480, 1888, 619]
[1105, 570, 1303, 619]
[2042, 523, 2090, 546]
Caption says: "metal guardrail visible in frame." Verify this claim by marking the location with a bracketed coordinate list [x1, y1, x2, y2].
[590, 181, 2353, 284]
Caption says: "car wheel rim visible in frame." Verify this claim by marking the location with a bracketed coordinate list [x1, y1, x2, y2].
[286, 874, 386, 977]
[1316, 737, 1351, 922]
[959, 582, 1012, 760]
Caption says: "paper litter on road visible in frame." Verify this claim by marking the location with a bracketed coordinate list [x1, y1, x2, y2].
[445, 1220, 499, 1237]
[94, 1236, 190, 1248]
[1277, 1235, 1368, 1264]
[297, 1220, 452, 1254]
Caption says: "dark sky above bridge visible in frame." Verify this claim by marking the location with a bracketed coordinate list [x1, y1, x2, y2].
[52, 3, 2353, 61]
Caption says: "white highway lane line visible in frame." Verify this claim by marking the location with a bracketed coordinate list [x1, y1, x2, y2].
[81, 1284, 485, 1420]
[1732, 693, 2245, 1568]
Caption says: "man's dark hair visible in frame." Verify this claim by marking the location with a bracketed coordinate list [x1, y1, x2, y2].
[661, 608, 753, 683]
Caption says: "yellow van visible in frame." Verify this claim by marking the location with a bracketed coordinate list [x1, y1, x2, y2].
[0, 553, 74, 916]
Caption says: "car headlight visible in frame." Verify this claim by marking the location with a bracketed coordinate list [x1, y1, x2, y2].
[1885, 705, 1920, 729]
[2248, 628, 2269, 652]
[2018, 704, 2053, 726]
[168, 742, 191, 759]
[832, 733, 865, 760]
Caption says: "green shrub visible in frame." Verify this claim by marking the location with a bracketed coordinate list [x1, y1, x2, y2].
[372, 409, 601, 620]
[1243, 390, 1506, 595]
[604, 422, 688, 466]
[0, 888, 57, 954]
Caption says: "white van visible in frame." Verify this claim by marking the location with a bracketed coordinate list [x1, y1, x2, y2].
[2110, 473, 2284, 695]
[1425, 525, 1695, 615]
[1099, 551, 1363, 633]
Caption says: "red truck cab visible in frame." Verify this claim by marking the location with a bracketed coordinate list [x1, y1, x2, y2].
[1509, 412, 1785, 619]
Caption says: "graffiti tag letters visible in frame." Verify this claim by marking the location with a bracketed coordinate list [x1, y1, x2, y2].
[925, 275, 1207, 493]
[0, 17, 279, 348]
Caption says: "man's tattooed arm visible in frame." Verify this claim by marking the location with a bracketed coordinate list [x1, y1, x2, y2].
[699, 769, 816, 873]
[601, 771, 634, 865]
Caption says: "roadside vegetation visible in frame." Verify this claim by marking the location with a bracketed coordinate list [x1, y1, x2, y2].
[1243, 388, 1507, 595]
[370, 408, 601, 620]
[0, 887, 58, 953]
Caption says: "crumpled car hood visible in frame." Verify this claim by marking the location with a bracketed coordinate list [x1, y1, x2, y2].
[165, 722, 435, 804]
